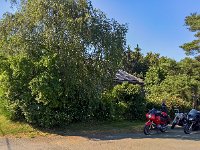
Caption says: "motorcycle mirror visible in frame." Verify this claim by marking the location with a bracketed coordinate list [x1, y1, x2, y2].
[174, 109, 179, 113]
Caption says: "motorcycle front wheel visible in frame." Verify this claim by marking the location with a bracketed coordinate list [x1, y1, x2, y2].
[144, 125, 151, 135]
[184, 124, 192, 134]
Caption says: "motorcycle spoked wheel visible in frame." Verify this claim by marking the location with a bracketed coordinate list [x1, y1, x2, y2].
[184, 124, 193, 134]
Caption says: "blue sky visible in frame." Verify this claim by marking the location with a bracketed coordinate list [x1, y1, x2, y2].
[91, 0, 200, 61]
[0, 0, 199, 61]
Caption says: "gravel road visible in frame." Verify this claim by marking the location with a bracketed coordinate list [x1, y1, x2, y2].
[1, 127, 200, 150]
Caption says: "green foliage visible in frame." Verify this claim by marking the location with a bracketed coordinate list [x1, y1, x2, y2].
[158, 57, 179, 76]
[178, 58, 200, 102]
[122, 45, 161, 79]
[146, 74, 193, 102]
[0, 0, 127, 127]
[1, 1, 200, 127]
[74, 82, 146, 121]
[95, 91, 115, 120]
[144, 56, 200, 114]
[178, 58, 200, 79]
[145, 67, 166, 87]
[122, 45, 146, 78]
[111, 82, 145, 120]
[180, 13, 200, 56]
[146, 95, 191, 116]
[160, 75, 192, 100]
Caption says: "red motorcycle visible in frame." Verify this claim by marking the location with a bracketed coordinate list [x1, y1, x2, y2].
[144, 108, 170, 135]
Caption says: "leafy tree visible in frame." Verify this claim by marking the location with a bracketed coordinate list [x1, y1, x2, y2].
[178, 57, 200, 79]
[145, 73, 192, 113]
[144, 52, 160, 68]
[145, 57, 178, 91]
[144, 57, 200, 112]
[158, 57, 178, 76]
[122, 45, 143, 76]
[180, 13, 200, 57]
[122, 44, 162, 79]
[0, 0, 127, 127]
[178, 58, 200, 107]
[159, 75, 192, 101]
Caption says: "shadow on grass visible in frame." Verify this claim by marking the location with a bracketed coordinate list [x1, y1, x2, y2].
[34, 120, 143, 135]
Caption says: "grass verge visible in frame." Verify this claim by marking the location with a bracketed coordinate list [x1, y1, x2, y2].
[0, 116, 144, 137]
[43, 120, 144, 136]
[0, 115, 47, 138]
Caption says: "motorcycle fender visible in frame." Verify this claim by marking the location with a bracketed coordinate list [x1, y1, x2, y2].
[145, 121, 152, 126]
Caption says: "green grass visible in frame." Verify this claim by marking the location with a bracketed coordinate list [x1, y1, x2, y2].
[54, 120, 144, 135]
[0, 114, 144, 137]
[0, 115, 47, 138]
[0, 87, 45, 137]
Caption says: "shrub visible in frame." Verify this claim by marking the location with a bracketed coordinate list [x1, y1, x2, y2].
[146, 95, 192, 117]
[111, 82, 146, 120]
[94, 91, 115, 120]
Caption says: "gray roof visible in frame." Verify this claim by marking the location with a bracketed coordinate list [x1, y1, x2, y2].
[114, 70, 144, 85]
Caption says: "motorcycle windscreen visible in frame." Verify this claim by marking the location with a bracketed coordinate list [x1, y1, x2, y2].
[188, 109, 198, 115]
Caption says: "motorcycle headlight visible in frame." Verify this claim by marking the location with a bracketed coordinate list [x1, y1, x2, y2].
[148, 114, 152, 118]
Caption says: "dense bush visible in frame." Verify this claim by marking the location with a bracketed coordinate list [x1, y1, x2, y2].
[94, 91, 115, 120]
[0, 53, 114, 127]
[146, 95, 192, 117]
[108, 82, 146, 120]
[144, 64, 196, 115]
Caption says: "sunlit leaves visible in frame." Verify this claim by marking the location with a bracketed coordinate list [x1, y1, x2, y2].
[0, 0, 127, 127]
[180, 13, 200, 56]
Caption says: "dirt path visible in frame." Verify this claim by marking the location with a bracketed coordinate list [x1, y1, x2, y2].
[1, 127, 200, 150]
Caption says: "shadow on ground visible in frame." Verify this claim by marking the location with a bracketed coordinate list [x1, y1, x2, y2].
[37, 125, 200, 142]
